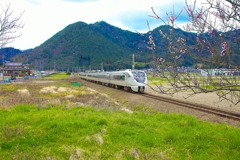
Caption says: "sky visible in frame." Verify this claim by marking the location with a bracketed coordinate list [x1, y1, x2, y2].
[1, 0, 204, 50]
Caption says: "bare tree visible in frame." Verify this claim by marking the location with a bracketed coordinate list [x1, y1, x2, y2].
[0, 3, 24, 80]
[145, 0, 240, 105]
[0, 3, 24, 48]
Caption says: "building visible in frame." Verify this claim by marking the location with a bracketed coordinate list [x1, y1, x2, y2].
[1, 62, 30, 76]
[200, 69, 240, 76]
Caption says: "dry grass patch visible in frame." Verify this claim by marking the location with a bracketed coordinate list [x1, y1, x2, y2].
[0, 78, 127, 112]
[17, 89, 30, 96]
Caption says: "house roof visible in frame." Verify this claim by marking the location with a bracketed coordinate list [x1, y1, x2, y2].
[3, 68, 27, 71]
[5, 62, 23, 67]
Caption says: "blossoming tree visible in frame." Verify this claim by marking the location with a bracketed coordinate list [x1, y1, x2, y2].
[146, 0, 240, 105]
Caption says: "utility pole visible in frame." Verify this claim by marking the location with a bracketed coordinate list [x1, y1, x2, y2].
[2, 55, 4, 80]
[101, 62, 103, 72]
[132, 54, 135, 70]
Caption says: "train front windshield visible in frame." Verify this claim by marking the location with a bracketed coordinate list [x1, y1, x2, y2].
[131, 71, 146, 83]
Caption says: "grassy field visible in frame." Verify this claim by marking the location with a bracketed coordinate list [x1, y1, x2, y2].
[0, 73, 240, 159]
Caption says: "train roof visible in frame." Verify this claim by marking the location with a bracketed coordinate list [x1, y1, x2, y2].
[80, 69, 146, 75]
[95, 69, 144, 72]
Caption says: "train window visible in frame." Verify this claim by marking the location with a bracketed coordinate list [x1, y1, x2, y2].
[131, 71, 146, 83]
[112, 75, 125, 81]
[98, 75, 107, 79]
[119, 75, 125, 80]
[112, 75, 119, 80]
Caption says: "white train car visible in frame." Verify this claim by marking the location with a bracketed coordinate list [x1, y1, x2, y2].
[79, 69, 147, 93]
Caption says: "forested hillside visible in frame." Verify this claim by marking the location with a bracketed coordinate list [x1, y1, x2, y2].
[0, 48, 25, 63]
[10, 21, 239, 70]
[9, 21, 238, 71]
[14, 21, 150, 71]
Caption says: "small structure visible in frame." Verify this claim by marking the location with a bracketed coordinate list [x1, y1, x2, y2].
[2, 62, 30, 76]
[200, 69, 240, 76]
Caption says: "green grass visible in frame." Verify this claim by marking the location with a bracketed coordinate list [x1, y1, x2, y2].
[147, 76, 169, 85]
[44, 72, 69, 80]
[0, 104, 240, 159]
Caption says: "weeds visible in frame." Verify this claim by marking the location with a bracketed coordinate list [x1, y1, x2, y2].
[1, 123, 25, 141]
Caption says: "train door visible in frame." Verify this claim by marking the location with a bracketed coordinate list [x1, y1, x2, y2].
[124, 73, 127, 86]
[125, 73, 132, 87]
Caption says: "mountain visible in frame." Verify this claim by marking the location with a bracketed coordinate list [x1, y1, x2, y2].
[0, 47, 26, 64]
[1, 22, 197, 70]
[5, 21, 240, 71]
[11, 20, 240, 71]
[14, 21, 154, 71]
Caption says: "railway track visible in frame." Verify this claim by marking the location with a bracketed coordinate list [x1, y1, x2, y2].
[79, 78, 240, 122]
[142, 93, 240, 122]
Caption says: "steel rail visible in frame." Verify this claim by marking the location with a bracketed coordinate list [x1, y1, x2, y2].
[142, 93, 240, 122]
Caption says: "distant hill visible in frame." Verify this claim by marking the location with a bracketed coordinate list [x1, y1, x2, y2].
[0, 23, 193, 69]
[4, 21, 238, 71]
[16, 21, 194, 71]
[0, 47, 26, 64]
[7, 21, 239, 71]
[14, 21, 153, 71]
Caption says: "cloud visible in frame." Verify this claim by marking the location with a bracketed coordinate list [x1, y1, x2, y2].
[25, 0, 41, 5]
[104, 0, 189, 33]
[61, 0, 98, 2]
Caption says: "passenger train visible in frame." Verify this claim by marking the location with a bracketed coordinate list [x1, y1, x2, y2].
[79, 69, 147, 93]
